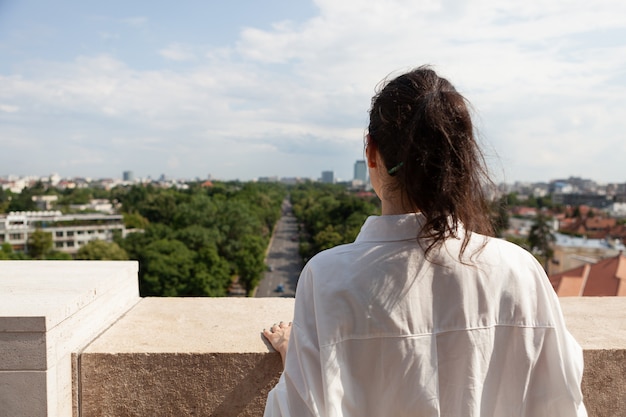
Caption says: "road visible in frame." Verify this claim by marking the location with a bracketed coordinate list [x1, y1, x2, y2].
[255, 198, 303, 298]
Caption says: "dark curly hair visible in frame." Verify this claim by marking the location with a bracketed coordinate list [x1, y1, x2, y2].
[368, 65, 494, 259]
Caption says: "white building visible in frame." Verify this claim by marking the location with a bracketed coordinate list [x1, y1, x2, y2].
[0, 211, 125, 254]
[605, 202, 626, 218]
[68, 199, 115, 214]
[32, 195, 59, 210]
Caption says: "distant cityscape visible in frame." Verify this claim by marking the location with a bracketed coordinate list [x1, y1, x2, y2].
[2, 160, 626, 296]
[0, 161, 370, 193]
[2, 159, 626, 201]
[3, 158, 626, 218]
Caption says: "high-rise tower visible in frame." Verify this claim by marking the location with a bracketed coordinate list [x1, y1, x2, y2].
[354, 160, 367, 183]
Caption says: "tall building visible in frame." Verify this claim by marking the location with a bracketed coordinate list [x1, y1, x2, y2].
[354, 160, 367, 183]
[123, 171, 134, 182]
[321, 171, 334, 184]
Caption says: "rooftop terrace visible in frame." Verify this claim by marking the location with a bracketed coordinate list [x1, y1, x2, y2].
[1, 261, 625, 416]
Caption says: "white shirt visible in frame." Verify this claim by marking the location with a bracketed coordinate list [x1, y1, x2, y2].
[265, 214, 587, 417]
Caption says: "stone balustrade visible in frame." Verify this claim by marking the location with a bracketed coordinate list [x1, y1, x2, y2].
[1, 261, 625, 416]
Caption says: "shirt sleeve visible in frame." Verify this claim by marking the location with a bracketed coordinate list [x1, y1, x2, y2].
[527, 257, 588, 417]
[264, 264, 325, 417]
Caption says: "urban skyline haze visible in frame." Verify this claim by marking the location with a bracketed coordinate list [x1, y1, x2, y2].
[1, 1, 626, 183]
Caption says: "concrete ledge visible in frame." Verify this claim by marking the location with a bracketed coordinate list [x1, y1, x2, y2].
[0, 261, 140, 417]
[560, 298, 626, 417]
[77, 297, 626, 417]
[79, 298, 293, 417]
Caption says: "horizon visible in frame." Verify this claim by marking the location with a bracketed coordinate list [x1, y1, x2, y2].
[1, 170, 625, 187]
[1, 1, 626, 183]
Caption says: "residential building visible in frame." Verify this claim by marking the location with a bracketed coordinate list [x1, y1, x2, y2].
[68, 199, 115, 214]
[549, 253, 626, 296]
[605, 202, 626, 218]
[32, 195, 59, 210]
[0, 211, 125, 254]
[552, 193, 611, 208]
[549, 232, 625, 275]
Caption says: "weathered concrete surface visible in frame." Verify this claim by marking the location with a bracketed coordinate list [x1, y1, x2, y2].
[560, 297, 626, 349]
[560, 297, 626, 417]
[79, 352, 281, 417]
[0, 261, 139, 417]
[82, 297, 295, 354]
[79, 297, 293, 417]
[581, 349, 626, 417]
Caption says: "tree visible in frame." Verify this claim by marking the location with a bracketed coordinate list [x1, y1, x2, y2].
[44, 251, 72, 260]
[113, 181, 286, 296]
[505, 192, 520, 207]
[0, 188, 9, 213]
[528, 213, 555, 269]
[190, 244, 231, 296]
[232, 234, 267, 293]
[141, 190, 178, 224]
[7, 187, 38, 212]
[57, 187, 92, 205]
[123, 212, 150, 229]
[0, 243, 16, 260]
[291, 183, 379, 259]
[491, 197, 509, 237]
[76, 240, 129, 260]
[27, 229, 53, 259]
[313, 225, 344, 252]
[139, 239, 196, 296]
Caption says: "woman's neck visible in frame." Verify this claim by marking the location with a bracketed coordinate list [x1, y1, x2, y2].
[380, 194, 418, 216]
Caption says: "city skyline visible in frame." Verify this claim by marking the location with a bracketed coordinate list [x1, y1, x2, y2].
[3, 168, 626, 189]
[1, 1, 626, 183]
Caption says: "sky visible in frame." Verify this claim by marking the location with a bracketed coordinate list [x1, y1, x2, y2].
[1, 0, 625, 183]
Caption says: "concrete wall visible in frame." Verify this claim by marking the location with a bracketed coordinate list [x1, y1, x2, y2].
[561, 297, 626, 417]
[77, 298, 293, 417]
[0, 261, 139, 417]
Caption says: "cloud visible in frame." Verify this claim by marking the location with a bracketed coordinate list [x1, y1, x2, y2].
[2, 1, 626, 182]
[158, 43, 196, 61]
[121, 16, 148, 27]
[0, 104, 19, 113]
[98, 32, 120, 41]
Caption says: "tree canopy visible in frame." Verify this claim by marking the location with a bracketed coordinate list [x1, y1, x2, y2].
[27, 229, 53, 259]
[114, 181, 287, 296]
[291, 183, 380, 261]
[528, 212, 556, 269]
[76, 240, 129, 260]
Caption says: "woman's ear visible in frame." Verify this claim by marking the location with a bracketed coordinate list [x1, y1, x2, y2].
[366, 136, 377, 168]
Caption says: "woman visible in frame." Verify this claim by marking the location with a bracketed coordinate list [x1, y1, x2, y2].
[263, 66, 586, 416]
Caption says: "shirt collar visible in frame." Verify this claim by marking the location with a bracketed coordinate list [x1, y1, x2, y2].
[354, 213, 425, 243]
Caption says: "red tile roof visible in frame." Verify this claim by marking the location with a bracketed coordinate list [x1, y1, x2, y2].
[558, 216, 625, 243]
[549, 253, 626, 296]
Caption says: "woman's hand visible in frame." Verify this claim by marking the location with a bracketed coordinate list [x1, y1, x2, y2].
[263, 321, 292, 367]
